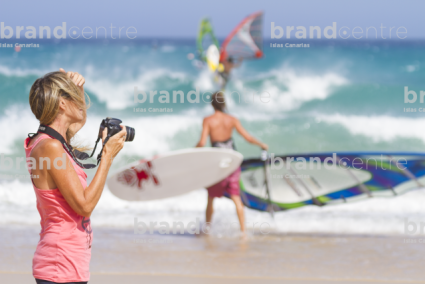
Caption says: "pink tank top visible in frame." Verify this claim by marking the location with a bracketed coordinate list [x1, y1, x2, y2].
[24, 134, 92, 282]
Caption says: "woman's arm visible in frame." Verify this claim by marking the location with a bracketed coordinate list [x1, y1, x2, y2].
[35, 127, 126, 217]
[196, 118, 210, 147]
[60, 68, 87, 135]
[234, 117, 268, 150]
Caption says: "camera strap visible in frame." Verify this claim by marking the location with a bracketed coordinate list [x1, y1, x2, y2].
[28, 124, 103, 169]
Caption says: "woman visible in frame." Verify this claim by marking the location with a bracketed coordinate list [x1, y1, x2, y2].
[24, 69, 126, 284]
[196, 92, 268, 233]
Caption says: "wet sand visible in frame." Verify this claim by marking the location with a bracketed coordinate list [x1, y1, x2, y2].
[1, 225, 424, 283]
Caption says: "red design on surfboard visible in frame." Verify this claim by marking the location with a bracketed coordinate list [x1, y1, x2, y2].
[117, 160, 160, 190]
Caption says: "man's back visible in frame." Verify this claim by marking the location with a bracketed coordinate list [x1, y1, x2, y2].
[205, 111, 235, 143]
[196, 91, 267, 151]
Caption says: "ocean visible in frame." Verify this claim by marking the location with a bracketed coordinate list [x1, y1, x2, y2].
[1, 38, 425, 235]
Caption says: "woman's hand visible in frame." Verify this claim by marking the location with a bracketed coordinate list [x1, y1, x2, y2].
[101, 126, 127, 163]
[59, 68, 85, 94]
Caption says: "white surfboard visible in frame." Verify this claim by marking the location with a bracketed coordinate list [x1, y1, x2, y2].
[107, 148, 243, 201]
[206, 44, 220, 72]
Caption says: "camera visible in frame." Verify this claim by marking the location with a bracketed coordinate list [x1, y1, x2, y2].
[98, 117, 135, 142]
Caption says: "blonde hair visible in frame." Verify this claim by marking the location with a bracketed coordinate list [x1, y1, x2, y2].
[29, 71, 90, 149]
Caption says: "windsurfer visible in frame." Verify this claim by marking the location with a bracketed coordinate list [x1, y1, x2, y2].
[218, 56, 243, 88]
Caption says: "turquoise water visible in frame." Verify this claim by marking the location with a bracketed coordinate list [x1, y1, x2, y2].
[1, 39, 425, 233]
[2, 39, 425, 162]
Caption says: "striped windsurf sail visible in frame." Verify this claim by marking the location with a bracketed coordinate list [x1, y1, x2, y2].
[220, 11, 264, 61]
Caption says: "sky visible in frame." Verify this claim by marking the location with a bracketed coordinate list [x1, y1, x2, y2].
[0, 0, 424, 39]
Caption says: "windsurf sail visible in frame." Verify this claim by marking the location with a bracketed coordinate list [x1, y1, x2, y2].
[197, 18, 220, 62]
[226, 152, 425, 212]
[220, 11, 263, 62]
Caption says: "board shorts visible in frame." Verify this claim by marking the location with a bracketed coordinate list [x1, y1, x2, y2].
[207, 167, 241, 198]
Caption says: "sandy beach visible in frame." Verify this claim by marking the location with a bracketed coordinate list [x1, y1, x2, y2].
[1, 225, 424, 284]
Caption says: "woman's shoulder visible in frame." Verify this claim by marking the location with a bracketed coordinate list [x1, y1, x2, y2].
[27, 134, 47, 147]
[30, 136, 63, 157]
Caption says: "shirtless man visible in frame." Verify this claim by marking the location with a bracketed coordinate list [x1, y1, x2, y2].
[196, 92, 268, 233]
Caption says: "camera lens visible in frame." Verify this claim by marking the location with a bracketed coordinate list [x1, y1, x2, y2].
[125, 126, 135, 142]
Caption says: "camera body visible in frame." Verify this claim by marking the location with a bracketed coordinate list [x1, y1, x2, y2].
[98, 117, 135, 142]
